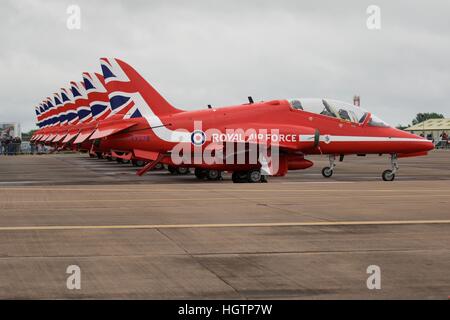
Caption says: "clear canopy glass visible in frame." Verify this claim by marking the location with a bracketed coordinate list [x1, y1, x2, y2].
[288, 98, 389, 127]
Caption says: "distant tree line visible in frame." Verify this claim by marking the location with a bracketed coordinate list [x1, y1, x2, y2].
[396, 112, 445, 130]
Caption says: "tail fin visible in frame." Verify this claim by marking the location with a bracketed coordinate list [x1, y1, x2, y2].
[100, 58, 182, 119]
[61, 87, 79, 125]
[70, 81, 92, 123]
[82, 72, 111, 120]
[52, 92, 63, 126]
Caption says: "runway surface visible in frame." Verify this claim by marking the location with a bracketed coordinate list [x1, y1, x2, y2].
[0, 151, 449, 299]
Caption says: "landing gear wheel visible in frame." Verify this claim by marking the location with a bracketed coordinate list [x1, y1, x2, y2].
[116, 158, 123, 164]
[96, 152, 103, 159]
[154, 163, 163, 170]
[322, 166, 333, 178]
[382, 169, 395, 181]
[232, 171, 248, 183]
[195, 168, 207, 179]
[132, 160, 145, 167]
[176, 167, 189, 175]
[207, 170, 221, 181]
[248, 170, 262, 183]
[168, 166, 177, 174]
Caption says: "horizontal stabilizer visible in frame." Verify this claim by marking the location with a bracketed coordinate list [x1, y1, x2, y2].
[53, 133, 68, 143]
[38, 134, 50, 141]
[89, 122, 137, 140]
[73, 129, 96, 144]
[62, 131, 79, 143]
[31, 134, 42, 141]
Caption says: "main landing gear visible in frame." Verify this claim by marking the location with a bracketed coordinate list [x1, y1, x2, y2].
[232, 170, 268, 183]
[194, 168, 223, 181]
[168, 165, 190, 175]
[382, 154, 398, 181]
[321, 155, 336, 178]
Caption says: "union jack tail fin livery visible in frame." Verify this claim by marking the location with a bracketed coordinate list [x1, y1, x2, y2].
[70, 81, 92, 123]
[100, 58, 183, 119]
[60, 87, 79, 125]
[82, 72, 111, 121]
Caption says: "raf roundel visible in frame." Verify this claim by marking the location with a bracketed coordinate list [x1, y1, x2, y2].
[191, 130, 206, 146]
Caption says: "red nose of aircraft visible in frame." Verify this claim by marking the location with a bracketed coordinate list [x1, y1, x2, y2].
[392, 128, 434, 154]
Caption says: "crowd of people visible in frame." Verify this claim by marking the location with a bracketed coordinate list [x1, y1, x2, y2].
[0, 135, 50, 155]
[0, 136, 22, 155]
[438, 131, 449, 149]
[420, 131, 449, 148]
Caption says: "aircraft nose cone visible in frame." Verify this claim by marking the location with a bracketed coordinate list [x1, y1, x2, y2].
[422, 139, 435, 152]
[407, 131, 434, 153]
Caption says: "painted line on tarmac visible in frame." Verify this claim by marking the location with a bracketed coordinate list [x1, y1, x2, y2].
[0, 194, 449, 204]
[0, 187, 449, 193]
[0, 219, 449, 232]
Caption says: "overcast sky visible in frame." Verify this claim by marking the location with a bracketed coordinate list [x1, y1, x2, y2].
[1, 0, 449, 131]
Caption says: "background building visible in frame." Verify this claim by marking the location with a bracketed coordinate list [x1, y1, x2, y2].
[0, 122, 21, 139]
[405, 118, 450, 142]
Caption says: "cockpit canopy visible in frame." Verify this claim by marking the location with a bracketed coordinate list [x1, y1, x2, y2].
[288, 98, 389, 127]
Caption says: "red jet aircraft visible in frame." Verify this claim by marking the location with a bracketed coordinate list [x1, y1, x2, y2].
[32, 58, 434, 182]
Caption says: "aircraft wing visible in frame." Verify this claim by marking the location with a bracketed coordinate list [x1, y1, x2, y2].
[89, 122, 137, 140]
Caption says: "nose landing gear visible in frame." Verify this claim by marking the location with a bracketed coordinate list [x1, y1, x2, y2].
[321, 155, 336, 178]
[382, 154, 398, 181]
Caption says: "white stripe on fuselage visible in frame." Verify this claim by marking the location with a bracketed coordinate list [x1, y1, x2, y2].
[299, 135, 427, 143]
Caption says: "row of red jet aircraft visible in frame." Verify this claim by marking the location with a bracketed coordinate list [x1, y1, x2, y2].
[32, 58, 433, 182]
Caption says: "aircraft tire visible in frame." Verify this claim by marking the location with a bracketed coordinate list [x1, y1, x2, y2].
[194, 168, 207, 179]
[321, 167, 333, 178]
[248, 170, 262, 183]
[132, 160, 145, 167]
[382, 169, 395, 181]
[207, 170, 221, 181]
[154, 163, 163, 170]
[168, 166, 177, 174]
[176, 167, 189, 175]
[232, 171, 249, 183]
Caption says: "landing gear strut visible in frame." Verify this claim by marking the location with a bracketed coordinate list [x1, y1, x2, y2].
[382, 154, 398, 181]
[321, 155, 336, 178]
